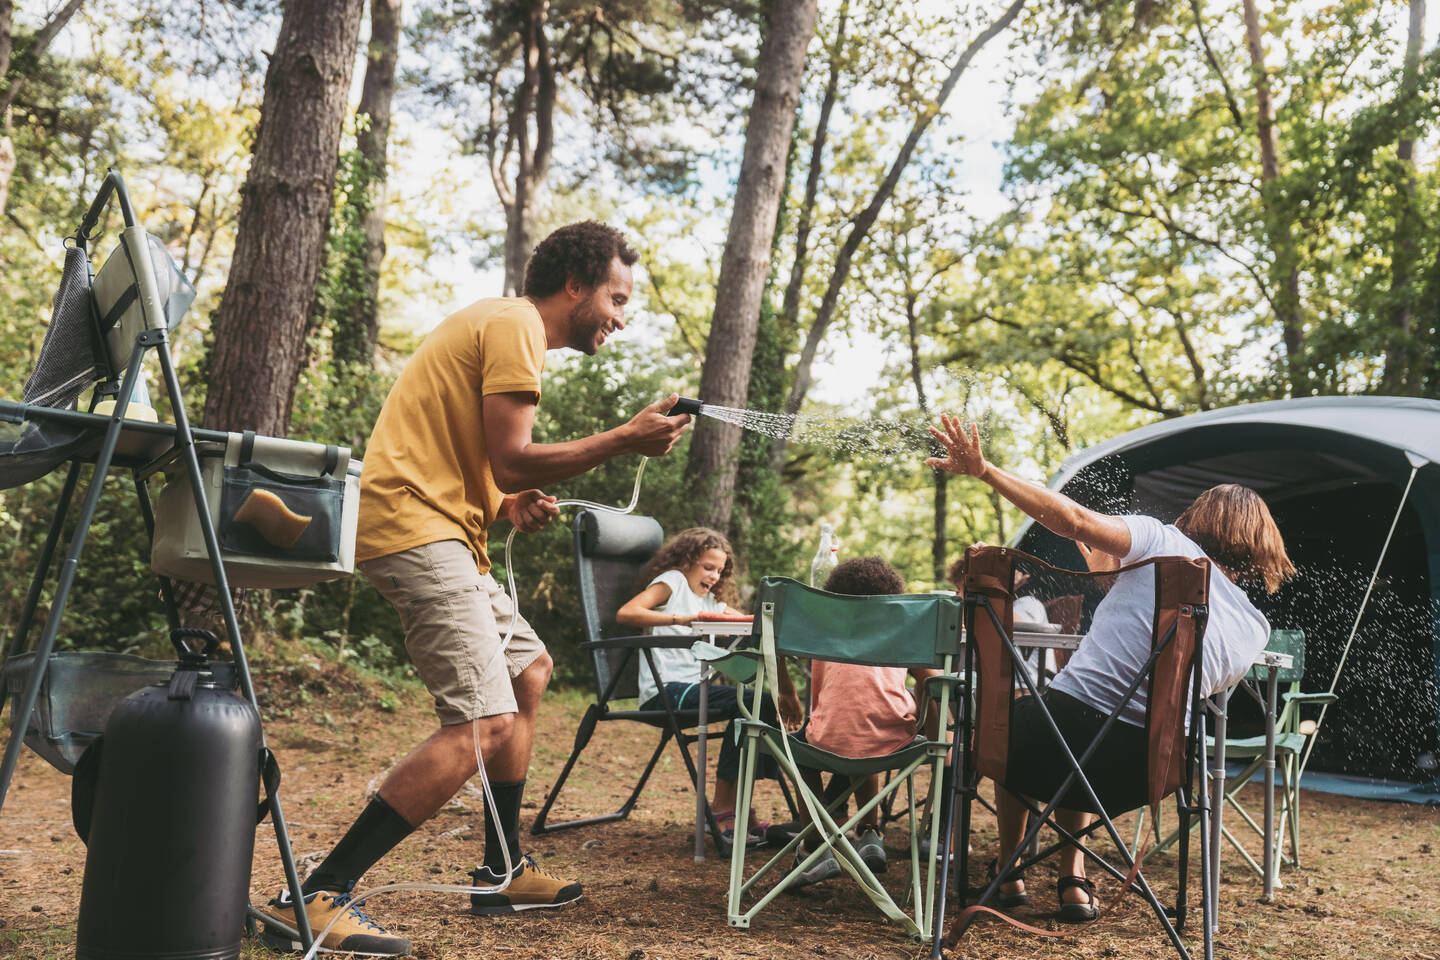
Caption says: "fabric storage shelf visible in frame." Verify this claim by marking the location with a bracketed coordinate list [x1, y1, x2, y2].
[150, 430, 361, 588]
[3, 651, 177, 773]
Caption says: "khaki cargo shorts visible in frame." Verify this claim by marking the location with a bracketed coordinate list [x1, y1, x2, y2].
[359, 539, 546, 725]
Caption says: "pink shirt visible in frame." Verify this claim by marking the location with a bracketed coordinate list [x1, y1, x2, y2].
[807, 660, 918, 759]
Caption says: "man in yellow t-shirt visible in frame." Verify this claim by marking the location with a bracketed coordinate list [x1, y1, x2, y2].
[261, 222, 689, 955]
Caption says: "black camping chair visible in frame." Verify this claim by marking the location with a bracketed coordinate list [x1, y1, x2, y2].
[532, 509, 780, 851]
[938, 545, 1215, 960]
[0, 170, 314, 949]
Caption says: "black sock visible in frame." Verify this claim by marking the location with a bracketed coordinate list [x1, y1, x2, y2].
[303, 795, 415, 895]
[481, 779, 526, 876]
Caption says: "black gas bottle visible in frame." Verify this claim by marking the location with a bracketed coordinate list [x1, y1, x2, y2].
[75, 632, 260, 960]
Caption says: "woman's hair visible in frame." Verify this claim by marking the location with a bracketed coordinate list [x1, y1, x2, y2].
[642, 527, 738, 605]
[1174, 484, 1295, 594]
[824, 556, 905, 596]
[522, 220, 638, 298]
[945, 554, 966, 589]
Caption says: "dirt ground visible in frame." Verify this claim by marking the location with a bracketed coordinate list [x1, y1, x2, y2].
[2, 660, 1438, 960]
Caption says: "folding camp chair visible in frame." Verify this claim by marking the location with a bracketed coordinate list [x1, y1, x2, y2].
[703, 577, 964, 941]
[532, 509, 743, 851]
[0, 170, 314, 948]
[945, 545, 1214, 960]
[1139, 629, 1330, 890]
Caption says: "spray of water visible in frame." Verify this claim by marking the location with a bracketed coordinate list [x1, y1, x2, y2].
[697, 404, 943, 460]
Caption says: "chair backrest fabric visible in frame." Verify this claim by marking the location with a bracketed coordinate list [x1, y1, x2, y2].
[1143, 555, 1210, 809]
[573, 509, 664, 702]
[962, 544, 1210, 812]
[23, 246, 101, 409]
[757, 576, 963, 668]
[1249, 628, 1305, 685]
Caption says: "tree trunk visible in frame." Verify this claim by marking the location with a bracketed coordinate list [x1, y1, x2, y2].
[354, 0, 402, 359]
[685, 0, 818, 530]
[1241, 0, 1306, 394]
[768, 0, 1026, 473]
[903, 290, 948, 585]
[495, 0, 555, 296]
[1382, 0, 1425, 395]
[0, 0, 85, 219]
[777, 0, 849, 338]
[203, 0, 366, 437]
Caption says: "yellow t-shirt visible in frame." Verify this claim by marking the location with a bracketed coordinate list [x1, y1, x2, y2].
[356, 298, 546, 572]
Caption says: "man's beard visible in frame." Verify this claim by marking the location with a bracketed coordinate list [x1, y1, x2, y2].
[566, 297, 604, 355]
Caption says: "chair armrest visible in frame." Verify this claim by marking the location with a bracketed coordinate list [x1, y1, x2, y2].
[914, 675, 965, 732]
[580, 634, 698, 650]
[1283, 691, 1339, 706]
[922, 675, 965, 697]
[692, 643, 761, 685]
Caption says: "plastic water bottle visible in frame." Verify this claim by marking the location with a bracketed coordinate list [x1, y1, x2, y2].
[810, 522, 839, 588]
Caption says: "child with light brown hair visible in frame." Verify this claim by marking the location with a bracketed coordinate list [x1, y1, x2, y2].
[617, 527, 802, 844]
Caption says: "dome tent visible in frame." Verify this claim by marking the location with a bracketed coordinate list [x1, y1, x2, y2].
[1012, 396, 1440, 801]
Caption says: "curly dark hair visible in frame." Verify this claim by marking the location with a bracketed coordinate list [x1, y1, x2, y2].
[522, 221, 638, 298]
[641, 527, 739, 606]
[823, 556, 905, 597]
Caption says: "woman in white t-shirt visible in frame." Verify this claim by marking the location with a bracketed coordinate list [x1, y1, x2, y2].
[616, 527, 802, 844]
[927, 414, 1294, 923]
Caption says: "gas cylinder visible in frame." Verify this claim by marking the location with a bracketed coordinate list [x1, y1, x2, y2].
[75, 635, 260, 960]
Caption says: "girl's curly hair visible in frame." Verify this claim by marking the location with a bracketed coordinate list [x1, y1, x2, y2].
[641, 527, 738, 606]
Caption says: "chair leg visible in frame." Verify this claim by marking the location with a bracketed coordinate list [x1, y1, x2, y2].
[1176, 791, 1190, 931]
[727, 729, 762, 928]
[1283, 755, 1301, 868]
[531, 707, 672, 834]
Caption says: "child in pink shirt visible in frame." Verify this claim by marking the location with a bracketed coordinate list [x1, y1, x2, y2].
[792, 557, 940, 886]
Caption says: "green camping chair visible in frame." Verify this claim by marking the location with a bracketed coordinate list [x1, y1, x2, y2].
[702, 577, 964, 941]
[1139, 629, 1333, 885]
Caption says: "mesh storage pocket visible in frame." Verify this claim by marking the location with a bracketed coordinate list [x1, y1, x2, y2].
[219, 461, 344, 562]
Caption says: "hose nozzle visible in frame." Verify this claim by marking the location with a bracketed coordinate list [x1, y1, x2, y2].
[669, 396, 704, 417]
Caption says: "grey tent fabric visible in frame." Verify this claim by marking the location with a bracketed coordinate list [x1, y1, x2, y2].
[1012, 397, 1440, 792]
[23, 245, 99, 408]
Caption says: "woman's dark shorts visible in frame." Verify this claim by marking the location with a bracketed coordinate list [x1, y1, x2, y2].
[1002, 689, 1150, 815]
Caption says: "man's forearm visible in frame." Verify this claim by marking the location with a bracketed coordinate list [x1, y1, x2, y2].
[493, 425, 634, 493]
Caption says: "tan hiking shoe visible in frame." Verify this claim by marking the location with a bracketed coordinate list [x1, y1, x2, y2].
[469, 854, 583, 915]
[260, 889, 412, 956]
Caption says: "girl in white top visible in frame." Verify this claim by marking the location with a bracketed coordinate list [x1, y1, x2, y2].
[927, 414, 1295, 923]
[616, 527, 802, 840]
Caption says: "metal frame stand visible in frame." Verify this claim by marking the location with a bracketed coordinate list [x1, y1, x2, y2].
[0, 170, 313, 950]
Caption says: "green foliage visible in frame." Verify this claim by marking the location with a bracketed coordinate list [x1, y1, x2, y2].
[998, 0, 1440, 399]
[311, 126, 384, 373]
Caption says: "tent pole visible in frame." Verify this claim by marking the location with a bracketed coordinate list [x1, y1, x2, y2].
[1298, 457, 1426, 782]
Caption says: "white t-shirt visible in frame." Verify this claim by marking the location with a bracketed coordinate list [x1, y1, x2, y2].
[1013, 595, 1053, 689]
[635, 568, 726, 706]
[1049, 515, 1270, 727]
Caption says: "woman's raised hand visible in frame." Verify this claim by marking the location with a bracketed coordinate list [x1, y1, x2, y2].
[925, 414, 989, 479]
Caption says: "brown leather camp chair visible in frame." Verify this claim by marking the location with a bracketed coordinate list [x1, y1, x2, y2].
[941, 544, 1215, 960]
